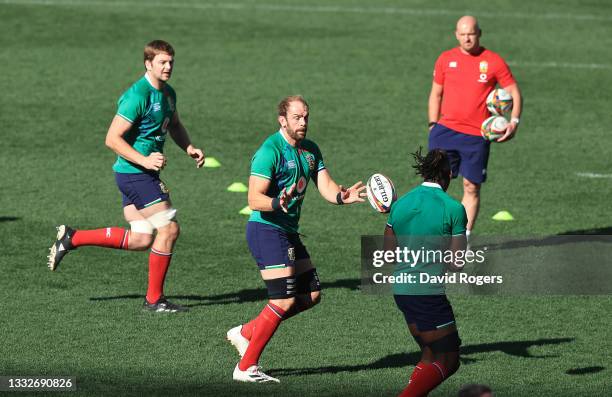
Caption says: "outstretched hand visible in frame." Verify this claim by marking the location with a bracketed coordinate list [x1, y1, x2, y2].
[339, 181, 367, 204]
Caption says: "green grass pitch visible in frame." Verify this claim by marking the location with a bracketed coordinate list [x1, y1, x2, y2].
[1, 0, 611, 396]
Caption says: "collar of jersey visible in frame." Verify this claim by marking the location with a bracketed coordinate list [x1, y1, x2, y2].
[278, 129, 298, 148]
[421, 182, 442, 189]
[144, 73, 163, 93]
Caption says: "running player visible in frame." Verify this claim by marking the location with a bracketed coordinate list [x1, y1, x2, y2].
[428, 15, 522, 237]
[227, 95, 366, 383]
[385, 148, 467, 397]
[47, 40, 205, 313]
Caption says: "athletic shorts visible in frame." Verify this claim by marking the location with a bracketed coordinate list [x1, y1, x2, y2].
[246, 221, 310, 270]
[428, 123, 490, 184]
[115, 172, 170, 210]
[394, 294, 457, 332]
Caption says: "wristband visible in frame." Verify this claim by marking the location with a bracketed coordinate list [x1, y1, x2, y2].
[271, 197, 281, 211]
[428, 121, 437, 128]
[336, 192, 345, 205]
[511, 117, 520, 125]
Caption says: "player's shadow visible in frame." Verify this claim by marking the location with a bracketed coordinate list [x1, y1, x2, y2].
[473, 227, 612, 252]
[268, 337, 576, 376]
[0, 216, 20, 222]
[565, 366, 605, 375]
[89, 278, 361, 306]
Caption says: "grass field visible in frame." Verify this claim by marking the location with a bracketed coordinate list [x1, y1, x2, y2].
[1, 0, 612, 396]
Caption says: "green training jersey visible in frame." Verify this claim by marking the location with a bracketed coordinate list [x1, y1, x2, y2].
[386, 182, 467, 295]
[249, 131, 325, 233]
[112, 74, 177, 174]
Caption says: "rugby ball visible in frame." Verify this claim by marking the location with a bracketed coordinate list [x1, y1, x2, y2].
[481, 116, 508, 141]
[366, 173, 397, 213]
[486, 88, 513, 116]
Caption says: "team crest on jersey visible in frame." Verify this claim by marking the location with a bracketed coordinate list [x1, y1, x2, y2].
[305, 152, 316, 171]
[478, 61, 489, 83]
[152, 103, 161, 112]
[449, 61, 457, 68]
[159, 181, 169, 194]
[287, 160, 297, 169]
[296, 176, 307, 194]
[479, 61, 488, 73]
[166, 96, 175, 112]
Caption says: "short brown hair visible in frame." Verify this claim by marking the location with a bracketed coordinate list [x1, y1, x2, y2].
[278, 95, 308, 117]
[144, 40, 175, 63]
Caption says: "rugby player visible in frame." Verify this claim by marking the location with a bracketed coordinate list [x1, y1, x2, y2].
[227, 95, 366, 383]
[385, 148, 467, 396]
[47, 40, 205, 313]
[428, 15, 522, 236]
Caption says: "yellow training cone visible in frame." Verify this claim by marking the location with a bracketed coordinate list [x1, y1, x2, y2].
[492, 211, 514, 221]
[203, 157, 221, 168]
[239, 206, 253, 215]
[227, 182, 248, 193]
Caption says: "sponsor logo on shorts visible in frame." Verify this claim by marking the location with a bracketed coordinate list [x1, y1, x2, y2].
[288, 247, 296, 261]
[159, 181, 169, 194]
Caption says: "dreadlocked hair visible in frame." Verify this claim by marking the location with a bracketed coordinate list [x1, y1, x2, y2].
[411, 147, 450, 183]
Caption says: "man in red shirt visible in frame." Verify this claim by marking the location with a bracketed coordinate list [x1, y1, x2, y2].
[428, 16, 522, 237]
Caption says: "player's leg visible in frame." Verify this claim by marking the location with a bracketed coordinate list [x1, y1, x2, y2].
[396, 295, 461, 397]
[462, 178, 481, 233]
[457, 135, 490, 235]
[284, 258, 321, 319]
[138, 200, 185, 313]
[230, 222, 298, 383]
[46, 172, 161, 271]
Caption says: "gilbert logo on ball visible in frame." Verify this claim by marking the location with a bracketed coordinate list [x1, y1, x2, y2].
[481, 116, 508, 142]
[366, 173, 397, 213]
[486, 88, 513, 116]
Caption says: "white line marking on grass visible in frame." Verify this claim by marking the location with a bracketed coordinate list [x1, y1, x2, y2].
[509, 62, 612, 70]
[576, 172, 612, 179]
[3, 0, 612, 22]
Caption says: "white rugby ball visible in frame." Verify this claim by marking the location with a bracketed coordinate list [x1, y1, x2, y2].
[486, 88, 513, 116]
[366, 173, 397, 213]
[481, 116, 509, 141]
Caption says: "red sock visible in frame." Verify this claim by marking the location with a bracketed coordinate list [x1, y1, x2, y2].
[72, 227, 129, 249]
[145, 248, 172, 304]
[398, 362, 446, 397]
[241, 318, 258, 340]
[409, 362, 425, 384]
[239, 303, 285, 371]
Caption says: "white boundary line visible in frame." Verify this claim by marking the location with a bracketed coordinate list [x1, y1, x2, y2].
[508, 61, 612, 70]
[2, 0, 612, 22]
[576, 173, 612, 179]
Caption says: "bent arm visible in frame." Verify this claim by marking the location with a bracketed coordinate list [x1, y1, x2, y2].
[168, 111, 193, 152]
[248, 175, 277, 211]
[428, 82, 444, 126]
[503, 83, 522, 121]
[314, 169, 342, 204]
[105, 115, 147, 166]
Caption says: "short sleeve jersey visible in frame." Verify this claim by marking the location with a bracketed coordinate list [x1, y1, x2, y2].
[249, 131, 325, 233]
[434, 47, 515, 136]
[386, 183, 467, 295]
[112, 75, 177, 173]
